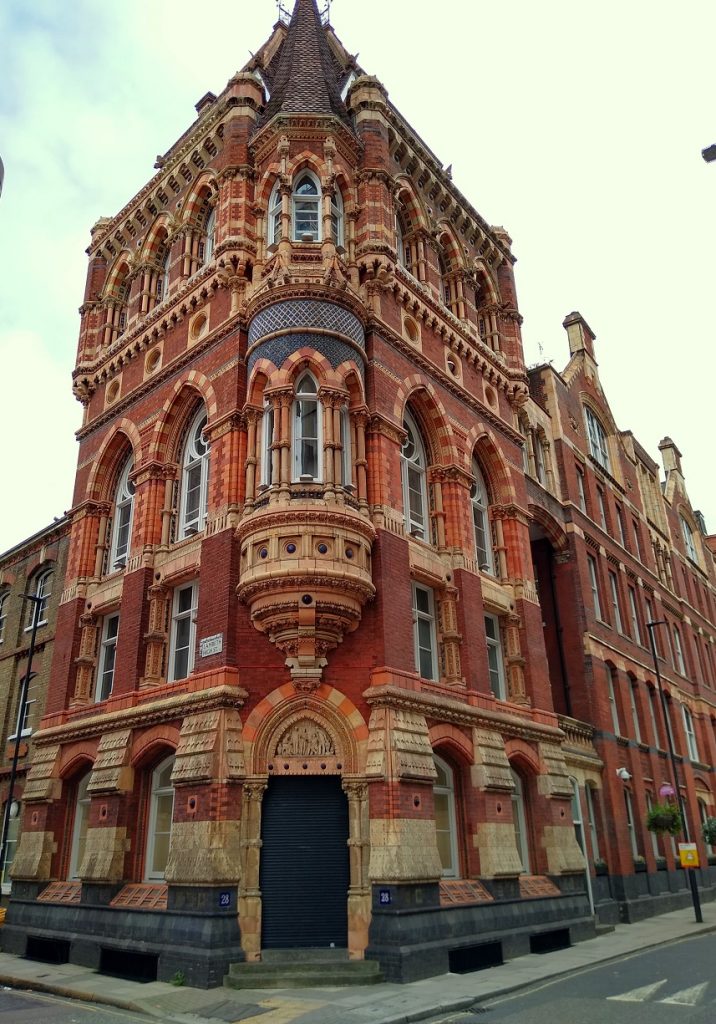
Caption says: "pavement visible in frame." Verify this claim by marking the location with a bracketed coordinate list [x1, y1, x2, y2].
[0, 906, 715, 1024]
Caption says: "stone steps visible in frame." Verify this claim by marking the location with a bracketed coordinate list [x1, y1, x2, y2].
[224, 951, 383, 989]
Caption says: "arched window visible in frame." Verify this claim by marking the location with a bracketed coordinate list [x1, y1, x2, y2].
[0, 591, 7, 644]
[293, 373, 321, 481]
[510, 768, 531, 872]
[471, 459, 494, 573]
[1, 802, 20, 893]
[438, 251, 451, 307]
[262, 399, 275, 486]
[331, 187, 344, 247]
[401, 410, 428, 540]
[268, 181, 282, 245]
[292, 172, 321, 242]
[433, 755, 459, 877]
[68, 773, 92, 880]
[109, 457, 135, 570]
[396, 211, 408, 268]
[145, 756, 175, 881]
[27, 569, 53, 629]
[698, 798, 713, 854]
[153, 236, 171, 304]
[584, 406, 610, 472]
[179, 409, 209, 537]
[200, 206, 215, 266]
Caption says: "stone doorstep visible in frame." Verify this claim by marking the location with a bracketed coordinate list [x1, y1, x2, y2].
[225, 955, 383, 989]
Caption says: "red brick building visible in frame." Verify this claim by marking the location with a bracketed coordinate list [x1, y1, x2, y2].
[3, 0, 715, 986]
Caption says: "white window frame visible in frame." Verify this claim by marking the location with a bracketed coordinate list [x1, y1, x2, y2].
[585, 784, 600, 860]
[0, 592, 6, 644]
[292, 171, 322, 242]
[1, 804, 20, 894]
[68, 774, 92, 880]
[96, 613, 119, 702]
[484, 613, 506, 700]
[401, 411, 428, 540]
[587, 555, 603, 620]
[628, 587, 642, 645]
[615, 504, 627, 548]
[412, 582, 438, 681]
[608, 571, 623, 632]
[26, 569, 52, 630]
[510, 769, 531, 873]
[145, 756, 175, 881]
[682, 704, 699, 761]
[576, 467, 586, 512]
[330, 187, 344, 248]
[202, 206, 215, 265]
[261, 400, 275, 486]
[584, 406, 610, 471]
[672, 625, 686, 675]
[268, 181, 282, 245]
[168, 582, 198, 683]
[628, 681, 642, 742]
[433, 756, 459, 878]
[179, 409, 210, 538]
[597, 487, 608, 532]
[645, 792, 660, 858]
[471, 459, 494, 574]
[340, 405, 352, 488]
[292, 373, 322, 482]
[109, 458, 135, 570]
[607, 668, 621, 736]
[623, 789, 640, 859]
[681, 516, 698, 563]
[9, 691, 35, 741]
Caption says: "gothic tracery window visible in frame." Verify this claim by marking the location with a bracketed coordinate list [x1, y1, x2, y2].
[401, 410, 428, 540]
[179, 409, 210, 537]
[109, 457, 135, 570]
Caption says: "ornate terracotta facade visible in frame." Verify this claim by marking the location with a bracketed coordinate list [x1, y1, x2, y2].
[3, 0, 715, 987]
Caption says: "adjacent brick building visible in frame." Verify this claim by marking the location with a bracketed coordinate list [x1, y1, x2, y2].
[3, 0, 715, 986]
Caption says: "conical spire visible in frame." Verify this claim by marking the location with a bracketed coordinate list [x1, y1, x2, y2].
[259, 0, 348, 124]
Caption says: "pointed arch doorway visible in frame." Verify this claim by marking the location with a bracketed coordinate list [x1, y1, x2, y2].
[260, 774, 349, 949]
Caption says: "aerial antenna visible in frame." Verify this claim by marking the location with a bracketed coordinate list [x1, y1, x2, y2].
[276, 1, 291, 25]
[320, 0, 332, 25]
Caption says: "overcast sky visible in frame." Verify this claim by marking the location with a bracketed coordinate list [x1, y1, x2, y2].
[1, 0, 714, 554]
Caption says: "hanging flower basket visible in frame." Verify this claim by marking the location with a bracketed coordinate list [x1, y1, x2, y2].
[701, 816, 716, 847]
[646, 802, 683, 836]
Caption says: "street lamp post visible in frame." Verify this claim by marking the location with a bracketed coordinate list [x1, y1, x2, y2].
[646, 620, 703, 923]
[0, 593, 42, 890]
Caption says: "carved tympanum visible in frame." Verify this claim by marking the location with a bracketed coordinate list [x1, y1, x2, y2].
[275, 720, 335, 758]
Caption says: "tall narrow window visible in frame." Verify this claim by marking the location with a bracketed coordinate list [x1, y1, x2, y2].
[330, 188, 344, 247]
[682, 704, 699, 761]
[340, 406, 352, 487]
[145, 756, 175, 881]
[26, 570, 52, 629]
[433, 756, 459, 878]
[0, 592, 7, 644]
[615, 504, 627, 548]
[584, 406, 610, 471]
[628, 681, 642, 742]
[576, 467, 587, 512]
[645, 792, 660, 858]
[672, 625, 686, 674]
[471, 460, 494, 573]
[585, 785, 600, 861]
[169, 582, 198, 682]
[396, 212, 409, 268]
[109, 458, 135, 570]
[623, 790, 640, 859]
[156, 241, 170, 302]
[96, 613, 119, 702]
[68, 774, 91, 880]
[179, 410, 210, 537]
[412, 583, 438, 681]
[628, 587, 642, 645]
[646, 688, 661, 748]
[607, 666, 621, 735]
[698, 799, 714, 854]
[401, 411, 428, 540]
[632, 519, 643, 561]
[681, 516, 698, 563]
[269, 181, 282, 245]
[608, 571, 623, 632]
[438, 252, 450, 307]
[262, 401, 275, 486]
[1, 804, 20, 893]
[587, 555, 602, 620]
[570, 778, 587, 866]
[510, 769, 531, 873]
[293, 373, 321, 481]
[200, 206, 215, 265]
[597, 487, 608, 532]
[484, 614, 506, 699]
[292, 173, 321, 241]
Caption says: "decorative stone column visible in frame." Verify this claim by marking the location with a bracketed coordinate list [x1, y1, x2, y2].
[239, 777, 267, 960]
[72, 611, 99, 705]
[342, 778, 371, 959]
[141, 582, 170, 688]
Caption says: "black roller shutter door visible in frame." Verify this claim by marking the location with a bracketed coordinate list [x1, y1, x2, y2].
[260, 775, 349, 948]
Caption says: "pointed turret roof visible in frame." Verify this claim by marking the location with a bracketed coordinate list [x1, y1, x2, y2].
[258, 0, 349, 125]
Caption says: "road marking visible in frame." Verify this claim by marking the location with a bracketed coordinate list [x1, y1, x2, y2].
[607, 979, 668, 1002]
[662, 982, 709, 1006]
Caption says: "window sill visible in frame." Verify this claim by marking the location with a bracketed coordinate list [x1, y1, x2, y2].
[24, 621, 48, 633]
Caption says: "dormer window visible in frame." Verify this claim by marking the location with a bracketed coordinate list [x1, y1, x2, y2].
[584, 406, 610, 472]
[292, 173, 321, 242]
